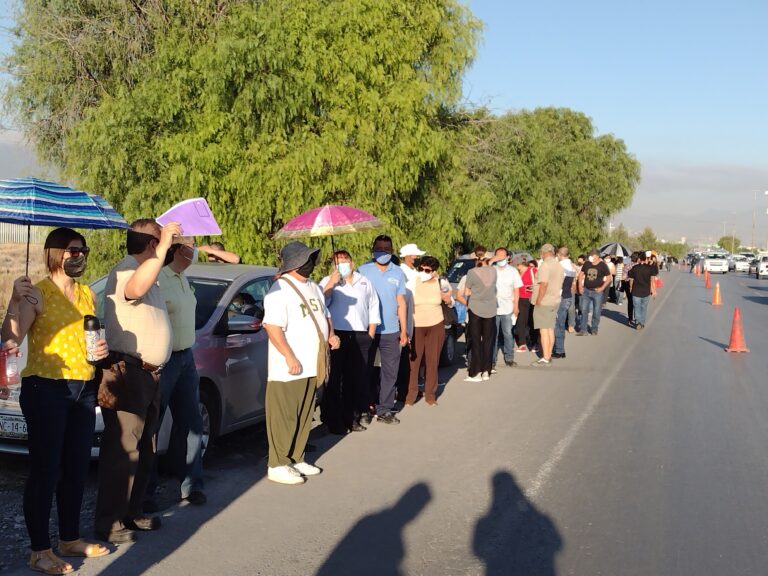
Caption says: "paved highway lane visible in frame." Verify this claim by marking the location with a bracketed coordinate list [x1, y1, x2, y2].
[5, 268, 768, 575]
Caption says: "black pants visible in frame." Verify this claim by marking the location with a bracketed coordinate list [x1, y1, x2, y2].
[20, 376, 96, 551]
[467, 310, 494, 377]
[321, 330, 372, 430]
[623, 281, 634, 322]
[515, 299, 532, 347]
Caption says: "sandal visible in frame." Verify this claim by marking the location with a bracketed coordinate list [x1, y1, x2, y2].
[58, 538, 110, 558]
[29, 549, 74, 575]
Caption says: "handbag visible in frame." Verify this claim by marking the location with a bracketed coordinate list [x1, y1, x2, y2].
[442, 302, 458, 326]
[278, 277, 331, 387]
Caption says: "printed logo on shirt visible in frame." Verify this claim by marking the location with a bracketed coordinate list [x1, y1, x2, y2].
[299, 298, 323, 318]
[387, 278, 400, 287]
[586, 268, 599, 282]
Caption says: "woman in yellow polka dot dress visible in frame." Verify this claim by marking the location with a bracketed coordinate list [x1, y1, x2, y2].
[1, 228, 111, 575]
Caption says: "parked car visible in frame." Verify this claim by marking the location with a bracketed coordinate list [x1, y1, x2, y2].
[702, 253, 728, 274]
[731, 255, 750, 272]
[0, 263, 276, 457]
[756, 256, 768, 279]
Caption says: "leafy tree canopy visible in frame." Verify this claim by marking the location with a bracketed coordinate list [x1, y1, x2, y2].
[451, 108, 641, 254]
[717, 235, 741, 253]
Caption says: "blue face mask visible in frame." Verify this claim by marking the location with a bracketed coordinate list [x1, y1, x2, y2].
[337, 262, 352, 277]
[495, 259, 508, 268]
[373, 251, 392, 265]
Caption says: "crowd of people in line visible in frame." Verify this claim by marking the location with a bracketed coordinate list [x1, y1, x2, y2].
[0, 220, 664, 574]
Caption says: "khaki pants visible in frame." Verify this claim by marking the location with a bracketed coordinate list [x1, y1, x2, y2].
[266, 378, 316, 468]
[94, 365, 159, 535]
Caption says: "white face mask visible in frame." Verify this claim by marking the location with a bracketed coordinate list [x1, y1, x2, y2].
[495, 259, 508, 268]
[418, 271, 433, 282]
[337, 262, 352, 277]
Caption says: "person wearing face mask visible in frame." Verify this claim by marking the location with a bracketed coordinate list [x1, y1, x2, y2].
[263, 241, 340, 484]
[319, 250, 380, 434]
[576, 249, 612, 336]
[405, 256, 452, 405]
[1, 228, 110, 574]
[357, 235, 409, 425]
[143, 237, 206, 510]
[95, 218, 179, 544]
[490, 247, 522, 370]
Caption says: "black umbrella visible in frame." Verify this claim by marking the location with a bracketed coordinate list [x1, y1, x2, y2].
[599, 242, 632, 258]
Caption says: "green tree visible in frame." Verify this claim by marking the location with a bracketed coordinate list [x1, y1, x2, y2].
[451, 108, 641, 253]
[604, 223, 631, 246]
[5, 0, 482, 274]
[717, 235, 740, 253]
[635, 226, 657, 250]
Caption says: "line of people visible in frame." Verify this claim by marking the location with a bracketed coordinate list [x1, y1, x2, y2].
[1, 221, 213, 573]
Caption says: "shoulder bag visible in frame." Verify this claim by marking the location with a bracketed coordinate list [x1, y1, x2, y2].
[278, 277, 330, 387]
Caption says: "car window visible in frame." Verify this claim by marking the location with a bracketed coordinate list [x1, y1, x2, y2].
[447, 259, 475, 283]
[226, 277, 272, 320]
[189, 279, 231, 329]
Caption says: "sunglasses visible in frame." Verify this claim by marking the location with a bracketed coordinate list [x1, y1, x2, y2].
[418, 267, 433, 273]
[65, 246, 90, 257]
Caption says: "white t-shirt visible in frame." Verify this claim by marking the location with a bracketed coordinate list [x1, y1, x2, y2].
[400, 263, 417, 338]
[495, 265, 523, 315]
[263, 276, 330, 382]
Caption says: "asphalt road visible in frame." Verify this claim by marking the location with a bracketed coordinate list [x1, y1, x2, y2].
[5, 267, 768, 575]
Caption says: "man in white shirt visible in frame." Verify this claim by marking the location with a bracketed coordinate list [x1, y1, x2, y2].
[490, 247, 522, 368]
[320, 250, 380, 434]
[263, 241, 340, 485]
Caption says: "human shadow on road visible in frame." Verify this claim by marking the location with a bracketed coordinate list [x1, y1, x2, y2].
[315, 482, 431, 576]
[743, 295, 768, 305]
[473, 471, 562, 576]
[596, 308, 631, 328]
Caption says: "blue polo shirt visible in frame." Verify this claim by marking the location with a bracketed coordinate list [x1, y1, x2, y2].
[357, 260, 407, 334]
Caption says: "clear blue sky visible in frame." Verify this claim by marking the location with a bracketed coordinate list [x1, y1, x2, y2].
[2, 0, 768, 246]
[462, 0, 768, 166]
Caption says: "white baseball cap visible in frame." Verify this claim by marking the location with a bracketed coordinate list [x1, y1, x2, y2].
[399, 243, 426, 257]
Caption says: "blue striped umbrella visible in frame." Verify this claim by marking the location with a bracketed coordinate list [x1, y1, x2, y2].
[0, 177, 129, 276]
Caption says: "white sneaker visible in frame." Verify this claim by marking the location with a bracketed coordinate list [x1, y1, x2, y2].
[490, 368, 498, 374]
[292, 461, 322, 476]
[268, 465, 306, 485]
[481, 372, 490, 381]
[464, 374, 483, 382]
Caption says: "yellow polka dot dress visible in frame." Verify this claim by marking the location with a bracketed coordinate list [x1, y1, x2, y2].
[22, 278, 96, 381]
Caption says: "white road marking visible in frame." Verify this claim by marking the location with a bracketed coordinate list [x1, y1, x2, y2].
[524, 275, 677, 500]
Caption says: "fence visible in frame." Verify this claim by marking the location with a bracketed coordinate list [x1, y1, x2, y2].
[0, 223, 46, 244]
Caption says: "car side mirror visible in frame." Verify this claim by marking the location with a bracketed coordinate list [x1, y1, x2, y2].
[227, 315, 262, 334]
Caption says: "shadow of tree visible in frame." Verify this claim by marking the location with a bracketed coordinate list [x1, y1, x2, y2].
[473, 471, 562, 576]
[315, 482, 431, 576]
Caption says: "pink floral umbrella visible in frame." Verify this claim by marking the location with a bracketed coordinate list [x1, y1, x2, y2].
[273, 205, 383, 245]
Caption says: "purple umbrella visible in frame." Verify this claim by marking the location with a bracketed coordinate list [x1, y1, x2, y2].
[274, 205, 383, 239]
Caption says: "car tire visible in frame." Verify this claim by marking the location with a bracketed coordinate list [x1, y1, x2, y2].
[199, 385, 218, 458]
[439, 329, 457, 367]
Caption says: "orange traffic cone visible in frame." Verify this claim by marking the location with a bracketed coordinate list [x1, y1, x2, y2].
[705, 271, 711, 289]
[712, 282, 722, 305]
[695, 266, 700, 277]
[725, 307, 749, 353]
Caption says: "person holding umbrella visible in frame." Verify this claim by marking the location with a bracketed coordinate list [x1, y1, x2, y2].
[2, 228, 110, 574]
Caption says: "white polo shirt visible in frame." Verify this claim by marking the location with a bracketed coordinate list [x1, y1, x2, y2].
[319, 272, 381, 332]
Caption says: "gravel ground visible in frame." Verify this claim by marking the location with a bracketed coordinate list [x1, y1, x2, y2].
[0, 424, 271, 573]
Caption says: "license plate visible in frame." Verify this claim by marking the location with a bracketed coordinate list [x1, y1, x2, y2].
[0, 414, 27, 439]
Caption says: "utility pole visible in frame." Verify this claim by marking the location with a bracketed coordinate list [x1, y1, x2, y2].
[752, 190, 756, 250]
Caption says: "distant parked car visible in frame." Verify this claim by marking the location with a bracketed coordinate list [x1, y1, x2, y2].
[702, 254, 728, 274]
[0, 263, 276, 458]
[756, 256, 768, 279]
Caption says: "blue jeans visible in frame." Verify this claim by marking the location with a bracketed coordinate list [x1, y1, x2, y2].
[554, 297, 572, 354]
[153, 349, 204, 498]
[567, 296, 576, 329]
[492, 313, 515, 365]
[20, 376, 96, 551]
[579, 289, 604, 333]
[369, 332, 401, 415]
[632, 295, 650, 326]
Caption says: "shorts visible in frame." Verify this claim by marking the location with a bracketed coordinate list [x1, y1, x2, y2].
[533, 304, 557, 330]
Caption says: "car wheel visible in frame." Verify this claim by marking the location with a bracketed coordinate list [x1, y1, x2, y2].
[199, 385, 217, 458]
[440, 329, 457, 367]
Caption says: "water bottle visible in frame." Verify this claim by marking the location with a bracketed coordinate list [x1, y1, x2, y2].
[84, 315, 102, 364]
[0, 344, 19, 386]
